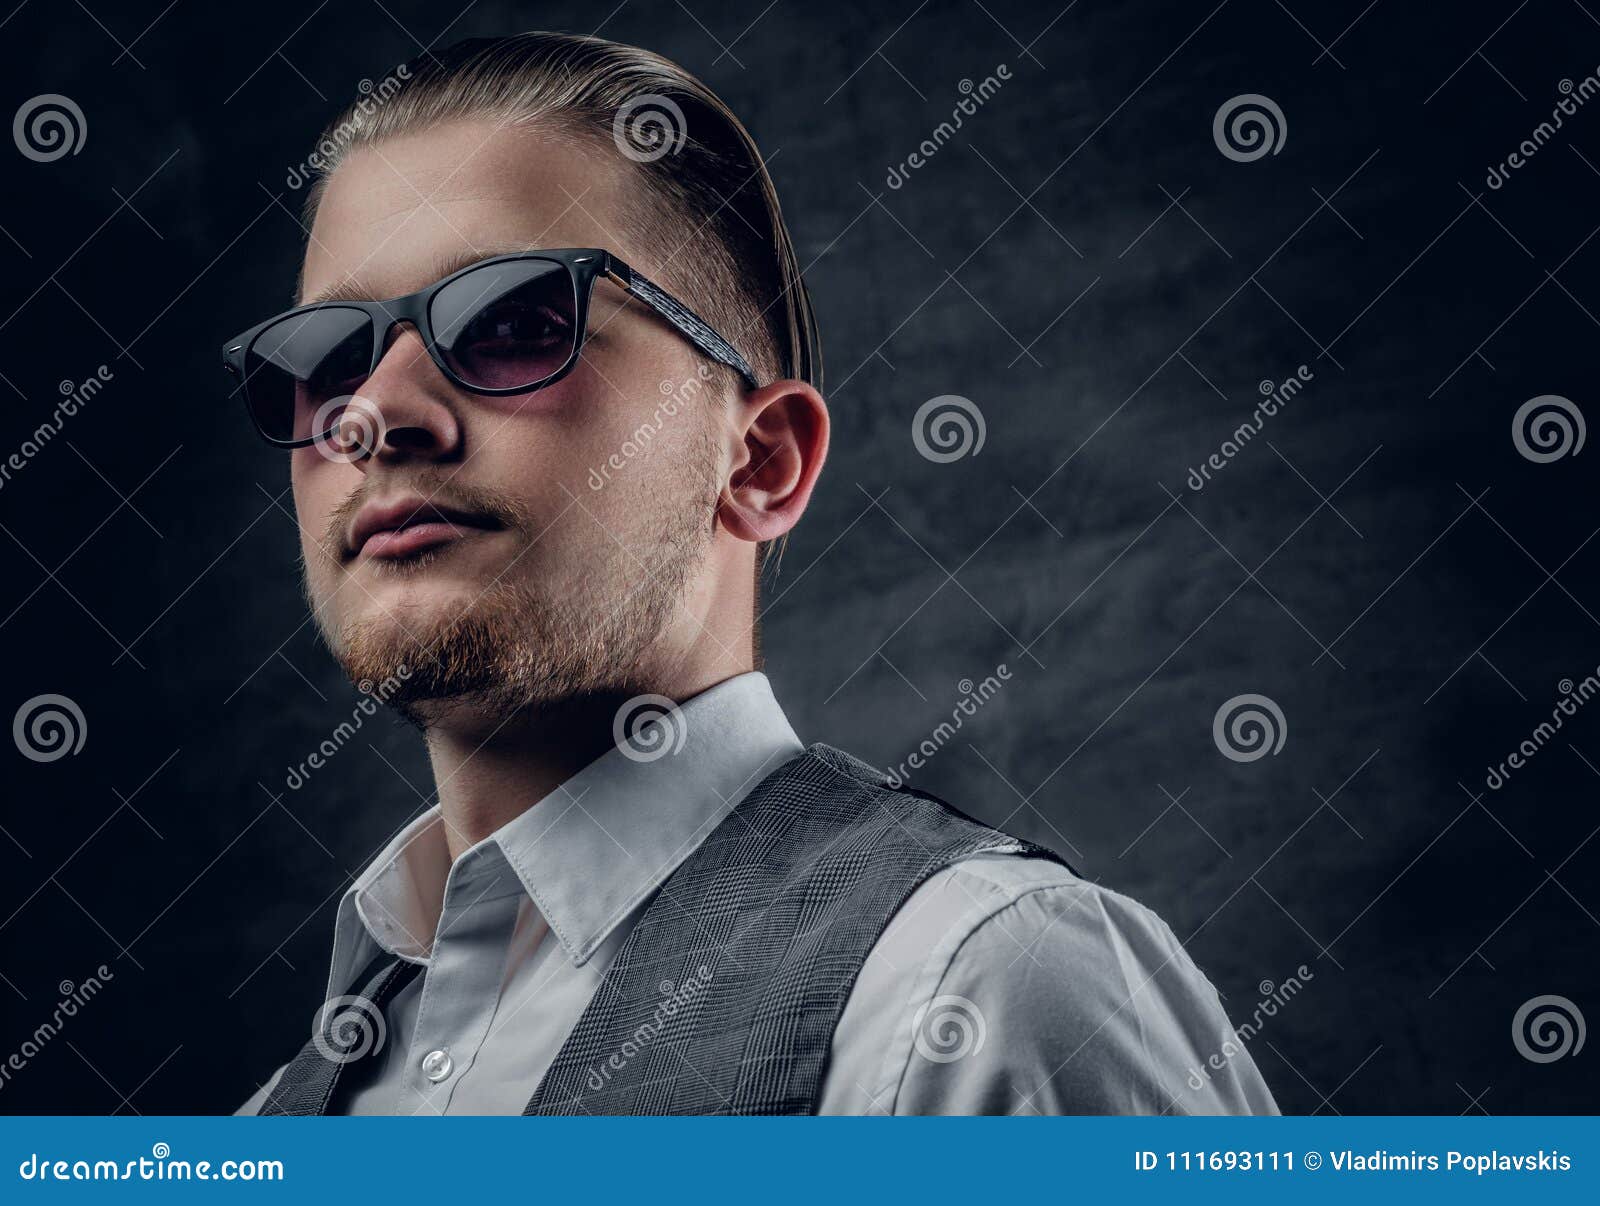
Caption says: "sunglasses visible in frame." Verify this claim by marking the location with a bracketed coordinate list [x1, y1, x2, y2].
[221, 248, 760, 448]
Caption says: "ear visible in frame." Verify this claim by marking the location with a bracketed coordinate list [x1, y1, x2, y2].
[718, 379, 829, 544]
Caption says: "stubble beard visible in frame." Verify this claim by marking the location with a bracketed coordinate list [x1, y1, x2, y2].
[308, 430, 718, 729]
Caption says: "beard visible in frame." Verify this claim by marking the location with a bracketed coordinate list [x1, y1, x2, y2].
[307, 425, 718, 728]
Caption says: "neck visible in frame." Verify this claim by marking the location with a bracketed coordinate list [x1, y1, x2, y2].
[419, 669, 745, 863]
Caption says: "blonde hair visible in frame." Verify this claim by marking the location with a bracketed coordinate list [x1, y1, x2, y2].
[302, 31, 821, 396]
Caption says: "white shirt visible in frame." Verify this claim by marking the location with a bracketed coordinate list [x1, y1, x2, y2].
[240, 672, 1276, 1115]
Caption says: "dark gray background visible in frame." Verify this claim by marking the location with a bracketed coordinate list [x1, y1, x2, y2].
[1, 0, 1595, 1114]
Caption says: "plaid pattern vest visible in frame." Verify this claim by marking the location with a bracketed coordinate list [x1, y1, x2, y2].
[260, 742, 1058, 1116]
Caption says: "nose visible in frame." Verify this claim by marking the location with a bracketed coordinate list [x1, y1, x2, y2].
[341, 323, 463, 468]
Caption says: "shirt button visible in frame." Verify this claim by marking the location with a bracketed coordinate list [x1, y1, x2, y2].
[420, 1048, 453, 1082]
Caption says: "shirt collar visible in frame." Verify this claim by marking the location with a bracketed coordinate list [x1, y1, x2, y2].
[328, 672, 803, 992]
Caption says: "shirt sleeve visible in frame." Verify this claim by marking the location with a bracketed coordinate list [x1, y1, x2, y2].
[822, 855, 1280, 1116]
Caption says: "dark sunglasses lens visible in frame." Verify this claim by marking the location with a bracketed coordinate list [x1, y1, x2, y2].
[243, 307, 373, 443]
[430, 259, 578, 391]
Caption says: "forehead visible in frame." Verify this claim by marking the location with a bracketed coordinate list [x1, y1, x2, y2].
[301, 118, 635, 304]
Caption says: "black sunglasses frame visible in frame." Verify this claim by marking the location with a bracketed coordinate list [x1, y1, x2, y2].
[221, 247, 761, 448]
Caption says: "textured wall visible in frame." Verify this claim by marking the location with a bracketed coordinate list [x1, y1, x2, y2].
[1, 0, 1595, 1114]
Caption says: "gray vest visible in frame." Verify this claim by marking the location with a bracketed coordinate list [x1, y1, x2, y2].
[259, 743, 1060, 1116]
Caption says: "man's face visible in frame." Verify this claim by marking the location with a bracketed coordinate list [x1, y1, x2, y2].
[292, 119, 725, 721]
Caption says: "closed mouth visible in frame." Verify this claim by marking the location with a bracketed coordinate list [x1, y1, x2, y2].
[345, 496, 504, 562]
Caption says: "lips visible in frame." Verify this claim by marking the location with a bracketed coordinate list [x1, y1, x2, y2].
[346, 495, 502, 561]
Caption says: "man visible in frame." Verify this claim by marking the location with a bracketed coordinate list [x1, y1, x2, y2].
[230, 31, 1276, 1116]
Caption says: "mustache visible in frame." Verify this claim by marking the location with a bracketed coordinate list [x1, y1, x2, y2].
[321, 478, 531, 559]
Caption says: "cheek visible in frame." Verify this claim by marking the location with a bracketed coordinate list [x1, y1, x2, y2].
[289, 452, 356, 558]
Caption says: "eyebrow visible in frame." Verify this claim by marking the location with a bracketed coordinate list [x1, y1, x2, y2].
[295, 245, 544, 307]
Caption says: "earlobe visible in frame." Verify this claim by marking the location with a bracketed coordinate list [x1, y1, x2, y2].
[718, 380, 829, 545]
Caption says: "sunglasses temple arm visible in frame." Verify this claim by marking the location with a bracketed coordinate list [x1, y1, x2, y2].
[606, 263, 761, 390]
